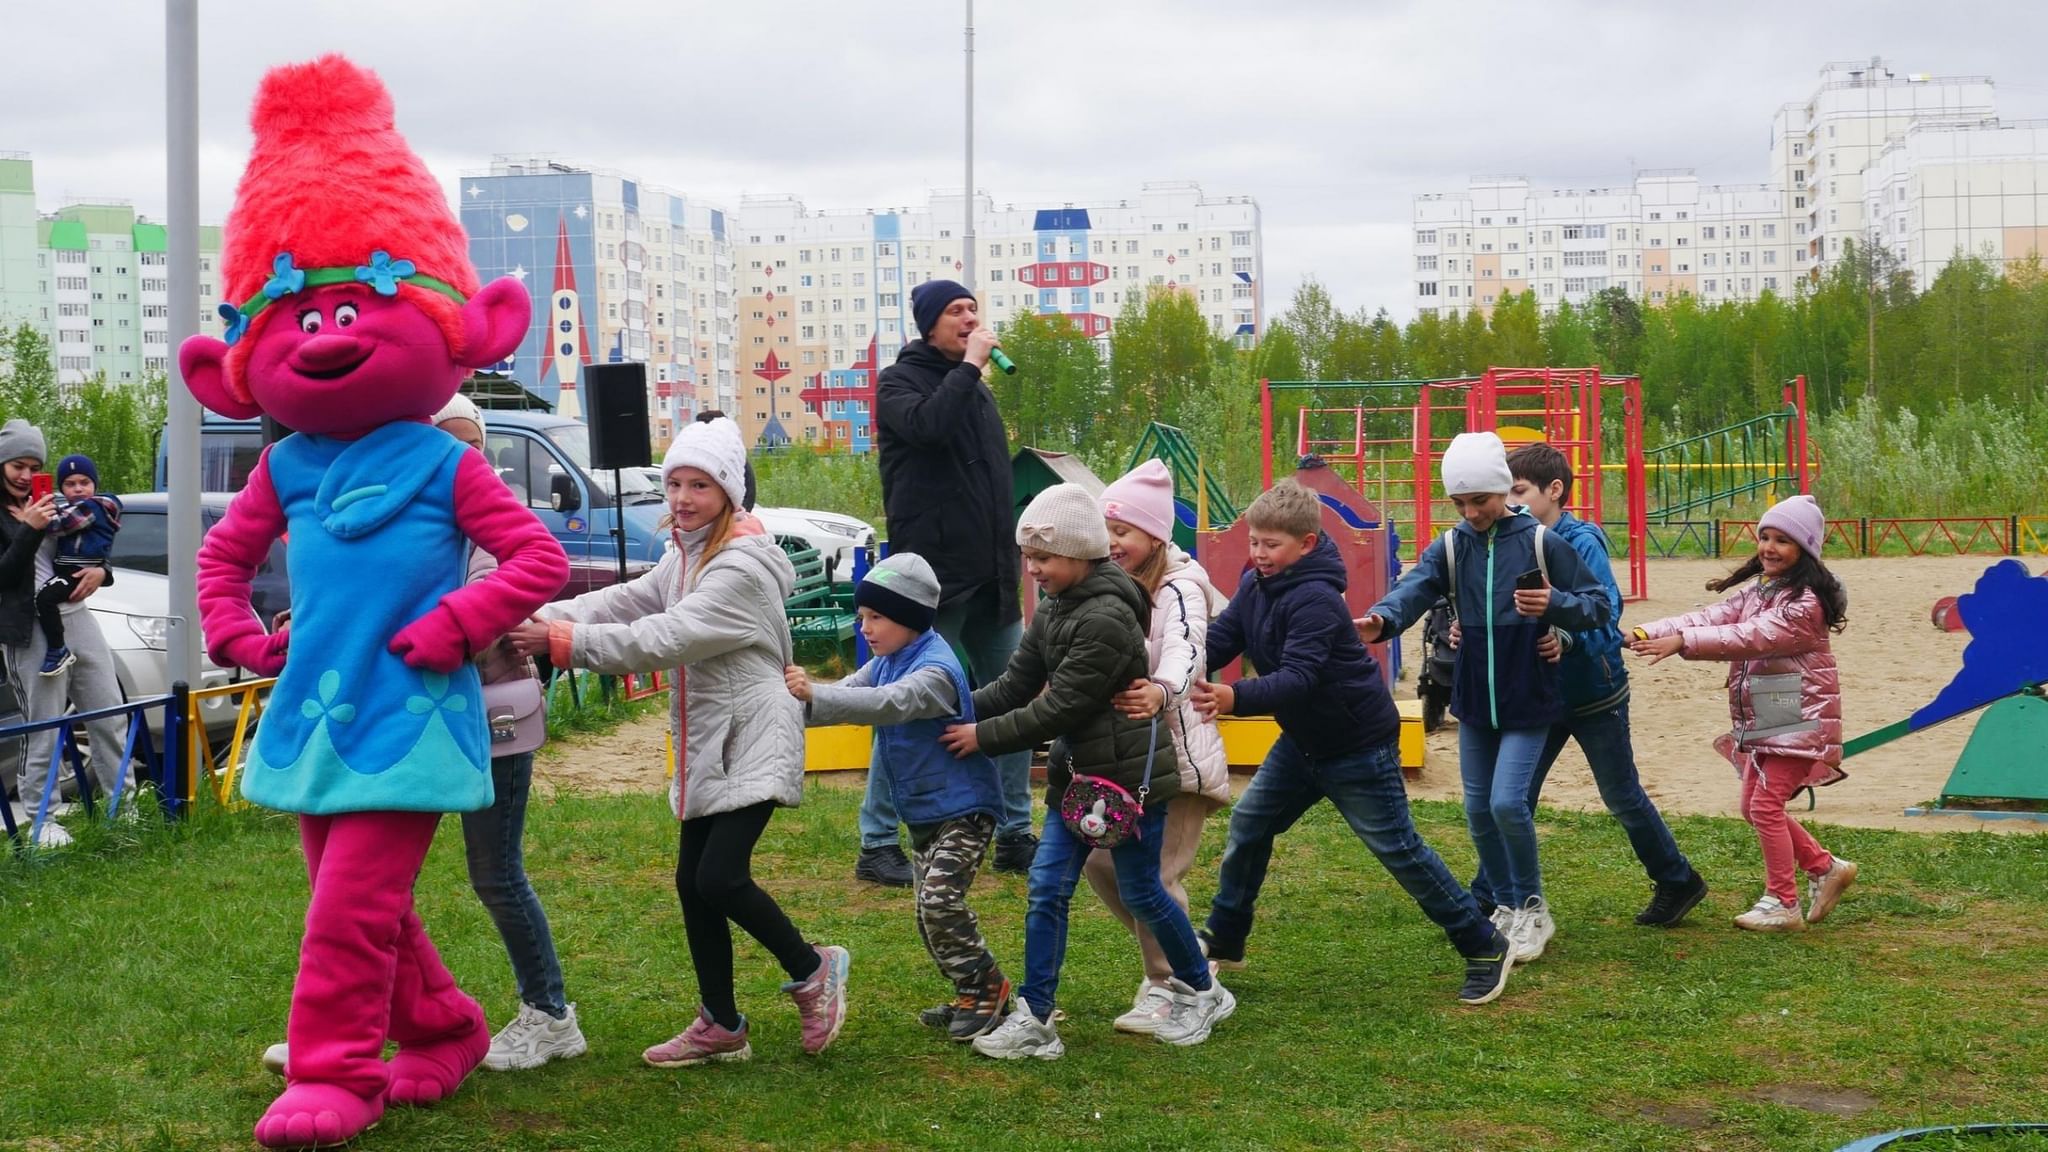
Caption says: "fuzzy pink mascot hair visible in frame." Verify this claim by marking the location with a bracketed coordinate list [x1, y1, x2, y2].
[217, 55, 480, 403]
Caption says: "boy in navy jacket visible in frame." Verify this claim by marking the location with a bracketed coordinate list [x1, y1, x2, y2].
[785, 553, 1011, 1042]
[36, 454, 121, 677]
[1360, 432, 1610, 968]
[1192, 479, 1515, 1006]
[1463, 444, 1706, 927]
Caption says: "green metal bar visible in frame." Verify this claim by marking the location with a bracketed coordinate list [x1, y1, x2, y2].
[1842, 717, 1915, 759]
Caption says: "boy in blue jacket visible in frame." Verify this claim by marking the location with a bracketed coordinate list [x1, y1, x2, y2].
[36, 454, 122, 677]
[1358, 432, 1611, 968]
[785, 553, 1012, 1041]
[1463, 444, 1706, 926]
[1192, 479, 1515, 1006]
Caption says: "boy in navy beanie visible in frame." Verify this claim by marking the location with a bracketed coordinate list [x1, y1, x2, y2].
[783, 551, 1012, 1041]
[36, 454, 123, 676]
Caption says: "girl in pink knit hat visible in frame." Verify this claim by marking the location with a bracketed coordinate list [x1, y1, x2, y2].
[1627, 494, 1858, 932]
[1091, 459, 1233, 1034]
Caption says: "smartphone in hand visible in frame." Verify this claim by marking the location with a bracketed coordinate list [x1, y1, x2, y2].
[1515, 568, 1546, 591]
[29, 473, 52, 501]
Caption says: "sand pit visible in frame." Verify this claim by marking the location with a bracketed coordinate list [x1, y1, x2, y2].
[540, 555, 2043, 833]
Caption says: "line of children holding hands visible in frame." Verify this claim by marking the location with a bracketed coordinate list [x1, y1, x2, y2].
[514, 418, 1859, 1069]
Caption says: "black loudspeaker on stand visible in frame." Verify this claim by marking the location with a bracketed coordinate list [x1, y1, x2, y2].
[581, 363, 653, 587]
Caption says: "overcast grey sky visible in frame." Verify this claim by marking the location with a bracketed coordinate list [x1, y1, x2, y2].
[8, 1, 2048, 321]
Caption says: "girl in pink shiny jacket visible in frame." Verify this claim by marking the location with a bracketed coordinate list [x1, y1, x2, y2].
[1627, 495, 1858, 933]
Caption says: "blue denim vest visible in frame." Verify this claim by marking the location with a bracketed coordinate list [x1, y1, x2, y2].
[871, 630, 1002, 827]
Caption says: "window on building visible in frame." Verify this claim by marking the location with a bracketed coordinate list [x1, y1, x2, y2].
[1232, 230, 1252, 246]
[1417, 255, 1438, 271]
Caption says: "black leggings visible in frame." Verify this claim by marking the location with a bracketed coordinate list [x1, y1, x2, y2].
[677, 800, 819, 1029]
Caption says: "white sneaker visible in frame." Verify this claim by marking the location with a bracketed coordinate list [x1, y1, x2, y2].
[1153, 976, 1236, 1047]
[1112, 981, 1175, 1035]
[1487, 904, 1513, 935]
[485, 1003, 589, 1071]
[33, 821, 73, 848]
[1805, 858, 1858, 924]
[972, 1008, 1064, 1061]
[1509, 896, 1555, 963]
[1734, 894, 1807, 932]
[261, 1042, 288, 1076]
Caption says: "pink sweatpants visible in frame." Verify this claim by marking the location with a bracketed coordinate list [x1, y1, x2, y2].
[1741, 757, 1837, 906]
[286, 811, 486, 1099]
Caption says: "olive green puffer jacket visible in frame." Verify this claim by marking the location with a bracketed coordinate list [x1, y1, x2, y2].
[972, 560, 1180, 809]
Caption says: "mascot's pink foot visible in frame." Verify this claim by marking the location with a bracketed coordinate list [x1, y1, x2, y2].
[254, 1082, 383, 1149]
[386, 1015, 490, 1107]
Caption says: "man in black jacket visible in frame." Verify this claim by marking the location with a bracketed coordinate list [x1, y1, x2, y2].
[858, 280, 1037, 884]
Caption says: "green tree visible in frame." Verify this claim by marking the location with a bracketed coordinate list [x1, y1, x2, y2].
[995, 312, 1108, 450]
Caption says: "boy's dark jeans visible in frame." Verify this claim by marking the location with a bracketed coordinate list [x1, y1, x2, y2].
[1469, 700, 1693, 908]
[34, 571, 84, 651]
[1207, 735, 1498, 959]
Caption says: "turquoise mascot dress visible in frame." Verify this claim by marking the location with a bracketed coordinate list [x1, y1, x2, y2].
[243, 421, 492, 815]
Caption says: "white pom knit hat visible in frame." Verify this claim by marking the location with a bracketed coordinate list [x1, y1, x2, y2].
[1016, 483, 1112, 560]
[661, 416, 749, 512]
[431, 392, 485, 436]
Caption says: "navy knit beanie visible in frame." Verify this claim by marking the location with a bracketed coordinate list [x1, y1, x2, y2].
[911, 279, 975, 339]
[55, 454, 98, 488]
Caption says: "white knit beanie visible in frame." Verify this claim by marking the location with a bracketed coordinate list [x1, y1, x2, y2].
[431, 392, 485, 436]
[1440, 432, 1513, 497]
[1017, 483, 1112, 560]
[661, 416, 749, 511]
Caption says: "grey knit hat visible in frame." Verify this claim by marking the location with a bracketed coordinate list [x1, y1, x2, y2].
[1016, 482, 1112, 560]
[0, 419, 46, 467]
[857, 552, 942, 632]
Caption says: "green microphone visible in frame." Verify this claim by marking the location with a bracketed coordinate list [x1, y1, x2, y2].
[989, 347, 1017, 375]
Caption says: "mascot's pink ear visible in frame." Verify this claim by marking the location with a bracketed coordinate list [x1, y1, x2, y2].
[177, 335, 264, 420]
[458, 278, 532, 370]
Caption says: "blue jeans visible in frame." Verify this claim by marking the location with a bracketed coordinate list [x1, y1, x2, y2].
[860, 582, 1035, 846]
[1207, 736, 1498, 958]
[460, 751, 568, 1018]
[1020, 803, 1209, 1020]
[1470, 701, 1692, 907]
[1457, 724, 1550, 909]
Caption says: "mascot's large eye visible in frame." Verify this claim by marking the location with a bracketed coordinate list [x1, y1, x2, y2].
[298, 310, 322, 334]
[333, 303, 359, 328]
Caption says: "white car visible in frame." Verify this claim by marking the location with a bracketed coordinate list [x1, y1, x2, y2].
[88, 567, 257, 741]
[631, 467, 876, 583]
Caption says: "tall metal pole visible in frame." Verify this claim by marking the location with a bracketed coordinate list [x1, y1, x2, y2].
[165, 0, 202, 693]
[961, 0, 975, 291]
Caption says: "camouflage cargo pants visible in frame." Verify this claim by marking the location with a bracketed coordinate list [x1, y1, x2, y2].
[909, 813, 1000, 988]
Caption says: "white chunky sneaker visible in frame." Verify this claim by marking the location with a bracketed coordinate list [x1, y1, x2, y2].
[1112, 981, 1175, 1035]
[1153, 976, 1236, 1047]
[1734, 894, 1807, 932]
[972, 1008, 1064, 1061]
[484, 1003, 590, 1071]
[1509, 896, 1556, 963]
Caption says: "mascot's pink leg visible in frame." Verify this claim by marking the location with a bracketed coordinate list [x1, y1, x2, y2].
[256, 812, 436, 1148]
[384, 896, 489, 1106]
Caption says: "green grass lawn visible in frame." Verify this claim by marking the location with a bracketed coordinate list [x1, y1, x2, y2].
[4, 785, 2047, 1151]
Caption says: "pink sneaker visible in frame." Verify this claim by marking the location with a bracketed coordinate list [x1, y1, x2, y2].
[783, 944, 851, 1055]
[643, 1008, 752, 1068]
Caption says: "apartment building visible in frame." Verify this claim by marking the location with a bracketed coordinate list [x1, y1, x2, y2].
[0, 154, 225, 385]
[1415, 57, 2038, 317]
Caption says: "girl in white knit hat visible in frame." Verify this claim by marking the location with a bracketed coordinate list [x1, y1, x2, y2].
[510, 417, 851, 1065]
[941, 482, 1233, 1060]
[1086, 459, 1233, 1035]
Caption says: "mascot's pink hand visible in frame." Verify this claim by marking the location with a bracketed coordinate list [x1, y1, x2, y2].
[389, 605, 468, 673]
[224, 629, 289, 677]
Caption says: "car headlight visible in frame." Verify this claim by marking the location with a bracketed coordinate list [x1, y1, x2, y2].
[126, 614, 172, 651]
[808, 519, 864, 539]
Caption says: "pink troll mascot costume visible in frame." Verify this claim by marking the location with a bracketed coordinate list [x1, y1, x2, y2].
[178, 56, 568, 1149]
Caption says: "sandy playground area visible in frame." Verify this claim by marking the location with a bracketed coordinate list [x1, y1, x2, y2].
[537, 555, 2040, 833]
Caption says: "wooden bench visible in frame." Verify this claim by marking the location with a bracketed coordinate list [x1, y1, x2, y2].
[777, 536, 856, 661]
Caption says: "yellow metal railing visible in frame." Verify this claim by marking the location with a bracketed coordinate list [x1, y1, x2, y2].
[2020, 515, 2048, 556]
[186, 678, 275, 807]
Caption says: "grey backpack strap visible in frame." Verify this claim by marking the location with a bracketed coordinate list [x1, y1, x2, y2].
[1442, 528, 1458, 619]
[1534, 521, 1549, 585]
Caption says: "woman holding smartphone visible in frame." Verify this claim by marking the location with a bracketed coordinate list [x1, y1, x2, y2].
[0, 419, 132, 847]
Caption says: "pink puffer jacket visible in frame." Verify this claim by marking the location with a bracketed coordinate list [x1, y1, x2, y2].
[1638, 579, 1844, 788]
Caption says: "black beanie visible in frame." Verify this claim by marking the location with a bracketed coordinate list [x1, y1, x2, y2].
[912, 279, 974, 339]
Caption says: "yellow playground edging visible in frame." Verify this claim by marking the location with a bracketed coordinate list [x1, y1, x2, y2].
[793, 699, 1429, 776]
